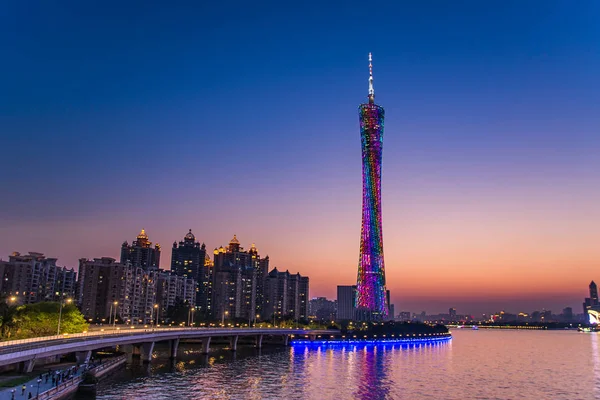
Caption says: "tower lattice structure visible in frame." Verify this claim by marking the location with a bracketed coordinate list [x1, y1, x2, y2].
[355, 53, 388, 319]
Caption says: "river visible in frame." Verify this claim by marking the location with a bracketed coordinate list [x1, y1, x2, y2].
[86, 329, 600, 399]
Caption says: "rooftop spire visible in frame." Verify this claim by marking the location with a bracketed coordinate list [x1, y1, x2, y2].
[368, 52, 374, 104]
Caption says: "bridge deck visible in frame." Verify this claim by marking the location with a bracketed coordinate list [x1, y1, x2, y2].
[0, 328, 337, 367]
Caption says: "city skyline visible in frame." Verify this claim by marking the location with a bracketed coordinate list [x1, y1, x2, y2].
[2, 2, 599, 315]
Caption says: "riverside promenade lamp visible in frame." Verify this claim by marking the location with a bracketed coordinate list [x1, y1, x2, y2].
[57, 298, 72, 335]
[154, 304, 159, 328]
[109, 301, 118, 328]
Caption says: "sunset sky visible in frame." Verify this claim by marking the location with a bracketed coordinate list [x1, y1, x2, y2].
[1, 1, 599, 314]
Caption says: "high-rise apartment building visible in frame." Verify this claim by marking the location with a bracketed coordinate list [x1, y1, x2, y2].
[170, 229, 209, 316]
[337, 285, 356, 321]
[155, 271, 196, 324]
[256, 255, 270, 319]
[264, 268, 309, 322]
[77, 257, 127, 323]
[0, 252, 76, 304]
[120, 267, 157, 325]
[78, 257, 157, 325]
[120, 229, 161, 271]
[309, 297, 337, 322]
[212, 235, 269, 322]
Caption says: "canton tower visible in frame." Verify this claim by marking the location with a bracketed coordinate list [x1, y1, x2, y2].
[355, 53, 388, 320]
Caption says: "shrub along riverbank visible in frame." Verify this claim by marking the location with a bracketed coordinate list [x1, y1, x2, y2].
[0, 297, 88, 340]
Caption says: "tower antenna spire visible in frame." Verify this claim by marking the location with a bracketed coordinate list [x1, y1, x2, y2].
[368, 52, 374, 103]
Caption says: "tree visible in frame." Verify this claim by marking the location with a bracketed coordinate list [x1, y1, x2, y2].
[58, 304, 89, 334]
[166, 298, 190, 325]
[0, 297, 18, 339]
[12, 302, 88, 338]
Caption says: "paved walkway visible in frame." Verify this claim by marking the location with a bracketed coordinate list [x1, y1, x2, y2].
[0, 363, 86, 400]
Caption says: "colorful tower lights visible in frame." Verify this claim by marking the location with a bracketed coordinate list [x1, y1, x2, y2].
[355, 53, 388, 320]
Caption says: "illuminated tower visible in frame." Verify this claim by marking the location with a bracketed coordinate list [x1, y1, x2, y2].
[355, 53, 388, 320]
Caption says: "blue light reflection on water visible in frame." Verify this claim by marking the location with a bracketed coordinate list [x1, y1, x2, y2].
[289, 339, 453, 400]
[92, 330, 599, 400]
[290, 336, 452, 347]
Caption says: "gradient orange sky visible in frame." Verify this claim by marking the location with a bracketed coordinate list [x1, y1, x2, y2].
[1, 160, 598, 314]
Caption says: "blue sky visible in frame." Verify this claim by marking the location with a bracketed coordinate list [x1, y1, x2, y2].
[1, 1, 599, 313]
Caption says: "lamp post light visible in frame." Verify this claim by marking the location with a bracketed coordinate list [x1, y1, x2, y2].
[112, 301, 118, 329]
[187, 307, 195, 327]
[9, 296, 16, 304]
[221, 310, 229, 326]
[57, 298, 72, 335]
[36, 379, 42, 397]
[154, 304, 159, 328]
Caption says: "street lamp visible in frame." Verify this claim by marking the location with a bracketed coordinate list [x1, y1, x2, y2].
[255, 314, 260, 328]
[188, 307, 195, 327]
[112, 301, 118, 329]
[154, 304, 159, 328]
[9, 296, 16, 303]
[57, 298, 72, 335]
[36, 379, 42, 397]
[221, 310, 229, 326]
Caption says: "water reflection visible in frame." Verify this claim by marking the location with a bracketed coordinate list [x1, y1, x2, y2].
[355, 345, 389, 400]
[92, 331, 598, 400]
[290, 341, 452, 400]
[592, 334, 600, 397]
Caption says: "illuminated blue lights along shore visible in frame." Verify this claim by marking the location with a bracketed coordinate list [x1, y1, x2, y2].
[291, 334, 452, 347]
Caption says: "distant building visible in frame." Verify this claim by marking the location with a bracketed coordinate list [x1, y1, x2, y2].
[336, 285, 356, 321]
[389, 304, 395, 320]
[0, 252, 76, 304]
[156, 271, 196, 324]
[541, 310, 552, 322]
[449, 308, 457, 320]
[263, 268, 309, 322]
[399, 311, 411, 321]
[517, 312, 529, 322]
[584, 280, 600, 324]
[386, 290, 392, 320]
[590, 281, 598, 306]
[561, 307, 574, 322]
[170, 229, 209, 316]
[120, 229, 161, 271]
[309, 297, 337, 322]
